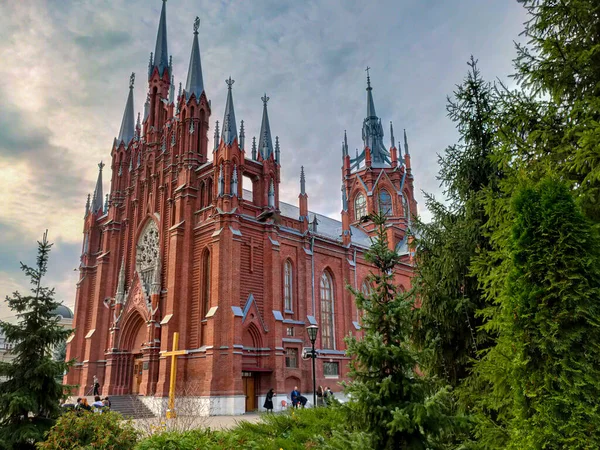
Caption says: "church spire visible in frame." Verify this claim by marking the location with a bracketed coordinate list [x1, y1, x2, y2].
[258, 94, 274, 159]
[185, 17, 204, 100]
[91, 162, 105, 214]
[342, 130, 349, 157]
[404, 129, 410, 155]
[390, 121, 395, 148]
[357, 68, 390, 168]
[366, 67, 377, 118]
[117, 73, 136, 145]
[221, 77, 237, 145]
[151, 0, 169, 79]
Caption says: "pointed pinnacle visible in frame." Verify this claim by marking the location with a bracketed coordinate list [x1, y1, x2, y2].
[390, 121, 395, 148]
[213, 120, 220, 151]
[403, 128, 409, 155]
[300, 166, 306, 195]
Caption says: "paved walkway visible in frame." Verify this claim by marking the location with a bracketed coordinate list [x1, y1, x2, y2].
[132, 412, 263, 432]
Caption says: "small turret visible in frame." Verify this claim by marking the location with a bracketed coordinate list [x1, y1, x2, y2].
[299, 166, 309, 232]
[275, 136, 280, 164]
[258, 94, 274, 159]
[239, 120, 245, 151]
[404, 129, 411, 170]
[91, 162, 105, 215]
[220, 77, 237, 146]
[84, 194, 91, 218]
[251, 136, 257, 160]
[213, 120, 220, 151]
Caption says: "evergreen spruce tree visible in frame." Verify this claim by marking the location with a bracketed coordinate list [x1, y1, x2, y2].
[511, 0, 600, 221]
[0, 231, 72, 449]
[498, 179, 600, 448]
[413, 57, 500, 387]
[345, 214, 457, 450]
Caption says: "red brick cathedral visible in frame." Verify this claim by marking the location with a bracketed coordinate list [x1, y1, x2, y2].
[65, 1, 417, 415]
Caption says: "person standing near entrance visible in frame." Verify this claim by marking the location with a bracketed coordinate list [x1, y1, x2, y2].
[263, 388, 275, 413]
[291, 386, 300, 408]
[93, 375, 100, 396]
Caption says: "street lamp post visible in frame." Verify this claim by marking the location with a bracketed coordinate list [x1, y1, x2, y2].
[306, 324, 319, 408]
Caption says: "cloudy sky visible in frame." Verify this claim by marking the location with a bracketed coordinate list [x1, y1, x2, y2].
[0, 0, 526, 320]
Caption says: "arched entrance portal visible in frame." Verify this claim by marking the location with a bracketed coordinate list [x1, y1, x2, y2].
[241, 323, 272, 412]
[120, 312, 146, 395]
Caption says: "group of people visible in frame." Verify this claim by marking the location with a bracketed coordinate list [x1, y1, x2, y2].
[316, 385, 334, 407]
[262, 385, 335, 412]
[62, 395, 111, 414]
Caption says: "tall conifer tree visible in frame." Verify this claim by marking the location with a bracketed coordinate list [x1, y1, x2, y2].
[0, 231, 72, 449]
[479, 179, 600, 448]
[413, 57, 500, 387]
[345, 214, 457, 450]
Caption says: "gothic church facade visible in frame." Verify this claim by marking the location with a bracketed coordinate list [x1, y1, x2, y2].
[65, 1, 418, 415]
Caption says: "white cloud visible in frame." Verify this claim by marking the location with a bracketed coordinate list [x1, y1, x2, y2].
[0, 0, 527, 319]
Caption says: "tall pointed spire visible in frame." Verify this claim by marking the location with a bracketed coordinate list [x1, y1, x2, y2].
[91, 162, 105, 214]
[185, 17, 204, 100]
[117, 73, 136, 145]
[221, 77, 238, 145]
[356, 68, 390, 168]
[390, 121, 395, 148]
[258, 94, 274, 159]
[300, 166, 306, 195]
[366, 67, 377, 118]
[151, 0, 169, 78]
[403, 129, 409, 155]
[148, 0, 169, 77]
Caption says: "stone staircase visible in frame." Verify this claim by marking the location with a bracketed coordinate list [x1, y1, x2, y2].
[109, 395, 155, 419]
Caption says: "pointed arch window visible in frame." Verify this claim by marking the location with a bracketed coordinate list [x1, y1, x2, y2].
[378, 189, 393, 216]
[402, 194, 410, 218]
[320, 271, 334, 349]
[284, 260, 293, 312]
[202, 250, 211, 317]
[199, 182, 206, 209]
[354, 193, 367, 220]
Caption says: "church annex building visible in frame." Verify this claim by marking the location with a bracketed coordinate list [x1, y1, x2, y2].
[65, 1, 418, 415]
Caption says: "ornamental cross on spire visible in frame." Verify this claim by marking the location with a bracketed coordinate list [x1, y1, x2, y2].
[366, 66, 371, 87]
[129, 72, 135, 88]
[226, 76, 234, 89]
[98, 161, 105, 171]
[193, 16, 200, 34]
[261, 93, 269, 105]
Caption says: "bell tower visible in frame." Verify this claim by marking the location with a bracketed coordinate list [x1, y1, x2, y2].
[341, 69, 417, 252]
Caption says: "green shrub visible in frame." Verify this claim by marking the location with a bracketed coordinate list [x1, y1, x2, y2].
[135, 406, 371, 450]
[37, 411, 139, 450]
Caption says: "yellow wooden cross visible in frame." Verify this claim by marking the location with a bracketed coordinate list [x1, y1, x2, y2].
[163, 332, 187, 419]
